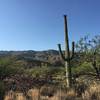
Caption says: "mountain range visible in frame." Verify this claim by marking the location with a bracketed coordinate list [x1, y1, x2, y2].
[0, 50, 63, 67]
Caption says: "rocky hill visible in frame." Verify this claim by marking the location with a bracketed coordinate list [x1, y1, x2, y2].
[0, 50, 63, 67]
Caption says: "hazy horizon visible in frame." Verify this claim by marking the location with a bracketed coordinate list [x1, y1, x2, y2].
[0, 0, 100, 50]
[0, 49, 59, 51]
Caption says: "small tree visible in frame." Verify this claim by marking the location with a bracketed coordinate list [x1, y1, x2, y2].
[75, 35, 100, 78]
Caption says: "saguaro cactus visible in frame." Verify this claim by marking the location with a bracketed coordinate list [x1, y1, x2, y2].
[58, 15, 75, 88]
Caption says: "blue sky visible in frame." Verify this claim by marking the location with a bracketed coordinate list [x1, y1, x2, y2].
[0, 0, 100, 50]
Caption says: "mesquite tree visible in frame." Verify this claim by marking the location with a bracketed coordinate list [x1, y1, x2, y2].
[75, 35, 100, 79]
[58, 15, 75, 88]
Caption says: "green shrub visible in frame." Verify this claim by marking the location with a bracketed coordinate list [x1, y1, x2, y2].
[72, 62, 95, 77]
[0, 81, 5, 100]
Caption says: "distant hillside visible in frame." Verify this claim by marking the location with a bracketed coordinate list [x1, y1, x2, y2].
[0, 50, 63, 67]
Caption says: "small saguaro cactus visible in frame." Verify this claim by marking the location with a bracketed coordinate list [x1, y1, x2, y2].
[58, 15, 75, 88]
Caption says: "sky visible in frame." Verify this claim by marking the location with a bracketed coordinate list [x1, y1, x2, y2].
[0, 0, 100, 51]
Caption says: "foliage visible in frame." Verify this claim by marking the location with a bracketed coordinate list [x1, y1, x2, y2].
[0, 34, 100, 99]
[0, 65, 25, 79]
[0, 81, 5, 100]
[72, 62, 94, 76]
[26, 66, 64, 78]
[74, 34, 100, 77]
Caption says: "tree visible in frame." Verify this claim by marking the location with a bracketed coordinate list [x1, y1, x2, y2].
[75, 35, 100, 78]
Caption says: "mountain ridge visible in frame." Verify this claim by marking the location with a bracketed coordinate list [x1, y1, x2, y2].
[0, 50, 63, 67]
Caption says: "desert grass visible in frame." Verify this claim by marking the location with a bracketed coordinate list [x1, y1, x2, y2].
[82, 82, 100, 100]
[27, 88, 40, 100]
[4, 82, 100, 100]
[4, 90, 14, 100]
[4, 88, 77, 100]
[4, 91, 26, 100]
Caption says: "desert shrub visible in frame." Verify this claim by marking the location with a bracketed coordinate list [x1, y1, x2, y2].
[74, 81, 87, 96]
[0, 57, 12, 66]
[0, 65, 24, 79]
[40, 85, 57, 97]
[0, 81, 5, 100]
[82, 82, 100, 100]
[65, 89, 77, 100]
[27, 88, 39, 100]
[27, 66, 48, 78]
[72, 62, 95, 77]
[27, 66, 64, 79]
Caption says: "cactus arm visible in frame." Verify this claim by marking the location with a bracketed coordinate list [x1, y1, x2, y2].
[70, 41, 75, 60]
[58, 44, 66, 60]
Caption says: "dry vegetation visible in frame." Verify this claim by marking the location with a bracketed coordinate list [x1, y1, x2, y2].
[4, 80, 100, 100]
[1, 35, 100, 100]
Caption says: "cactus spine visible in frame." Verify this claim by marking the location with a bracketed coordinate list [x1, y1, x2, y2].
[58, 15, 75, 88]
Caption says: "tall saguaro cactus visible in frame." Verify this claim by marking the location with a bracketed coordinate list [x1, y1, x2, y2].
[58, 15, 75, 88]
